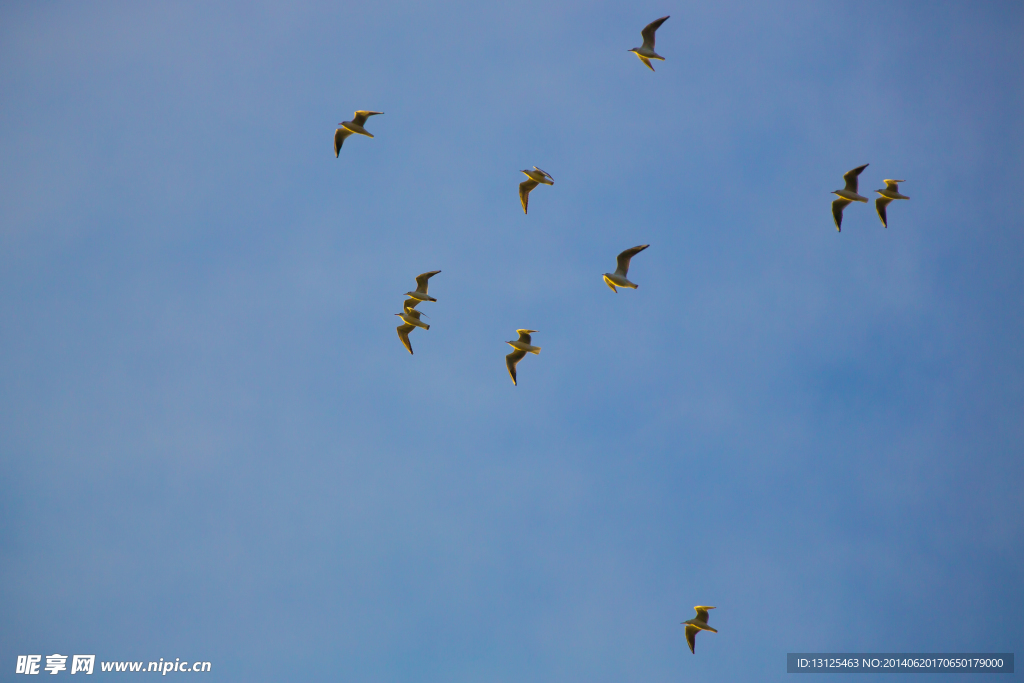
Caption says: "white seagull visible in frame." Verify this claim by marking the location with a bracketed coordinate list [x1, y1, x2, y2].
[874, 179, 909, 228]
[603, 244, 649, 292]
[334, 111, 383, 157]
[831, 164, 869, 232]
[629, 16, 670, 71]
[681, 606, 718, 654]
[404, 271, 441, 302]
[519, 167, 554, 214]
[505, 329, 541, 386]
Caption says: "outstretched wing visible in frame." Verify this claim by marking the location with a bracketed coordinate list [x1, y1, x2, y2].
[832, 197, 851, 231]
[506, 349, 527, 385]
[334, 128, 350, 157]
[616, 244, 649, 276]
[685, 625, 699, 654]
[884, 179, 905, 191]
[843, 164, 868, 193]
[641, 16, 669, 50]
[638, 54, 655, 71]
[396, 324, 415, 354]
[351, 110, 383, 126]
[694, 606, 714, 623]
[875, 197, 892, 228]
[414, 270, 440, 294]
[403, 298, 421, 312]
[520, 179, 538, 214]
[516, 329, 536, 344]
[534, 166, 553, 182]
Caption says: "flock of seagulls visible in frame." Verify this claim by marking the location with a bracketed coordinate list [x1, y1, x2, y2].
[395, 271, 440, 355]
[831, 164, 911, 231]
[331, 13, 915, 657]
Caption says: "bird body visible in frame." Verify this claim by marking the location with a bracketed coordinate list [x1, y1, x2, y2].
[874, 179, 909, 228]
[681, 606, 717, 654]
[334, 110, 383, 157]
[396, 309, 429, 330]
[404, 270, 441, 302]
[603, 244, 649, 292]
[629, 16, 670, 71]
[519, 167, 554, 214]
[505, 330, 540, 385]
[831, 164, 869, 231]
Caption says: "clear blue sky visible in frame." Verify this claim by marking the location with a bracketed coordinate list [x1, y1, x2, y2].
[1, 1, 1022, 680]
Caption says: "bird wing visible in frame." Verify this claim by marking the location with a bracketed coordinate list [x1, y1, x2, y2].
[351, 110, 383, 126]
[638, 55, 655, 71]
[685, 625, 699, 654]
[843, 164, 868, 193]
[516, 329, 536, 344]
[334, 128, 350, 157]
[520, 179, 538, 214]
[615, 244, 649, 276]
[694, 606, 713, 623]
[403, 298, 421, 311]
[533, 166, 553, 182]
[414, 270, 441, 294]
[641, 16, 669, 50]
[875, 197, 892, 227]
[884, 179, 904, 190]
[396, 324, 415, 354]
[831, 197, 852, 231]
[506, 349, 527, 385]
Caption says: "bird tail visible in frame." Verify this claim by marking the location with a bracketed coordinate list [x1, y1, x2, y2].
[530, 346, 541, 354]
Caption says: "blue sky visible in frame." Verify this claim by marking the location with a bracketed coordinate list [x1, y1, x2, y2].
[1, 1, 1022, 680]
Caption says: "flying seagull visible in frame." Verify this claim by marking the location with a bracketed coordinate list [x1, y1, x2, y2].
[629, 16, 670, 71]
[831, 164, 869, 232]
[404, 271, 441, 302]
[603, 244, 649, 292]
[681, 606, 718, 654]
[874, 179, 909, 228]
[505, 329, 541, 386]
[519, 167, 554, 214]
[334, 111, 383, 157]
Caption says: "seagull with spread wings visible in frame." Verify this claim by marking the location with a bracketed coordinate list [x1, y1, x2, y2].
[404, 271, 441, 303]
[505, 330, 541, 386]
[681, 606, 718, 654]
[831, 164, 870, 232]
[629, 16, 670, 71]
[874, 179, 909, 228]
[334, 110, 383, 157]
[603, 244, 649, 292]
[519, 167, 554, 214]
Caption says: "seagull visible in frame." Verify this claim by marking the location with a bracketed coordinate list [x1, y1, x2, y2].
[404, 271, 441, 302]
[505, 329, 541, 386]
[334, 111, 383, 157]
[603, 244, 649, 292]
[395, 306, 429, 331]
[629, 16, 670, 71]
[831, 164, 869, 232]
[874, 179, 909, 228]
[519, 167, 554, 214]
[681, 606, 718, 654]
